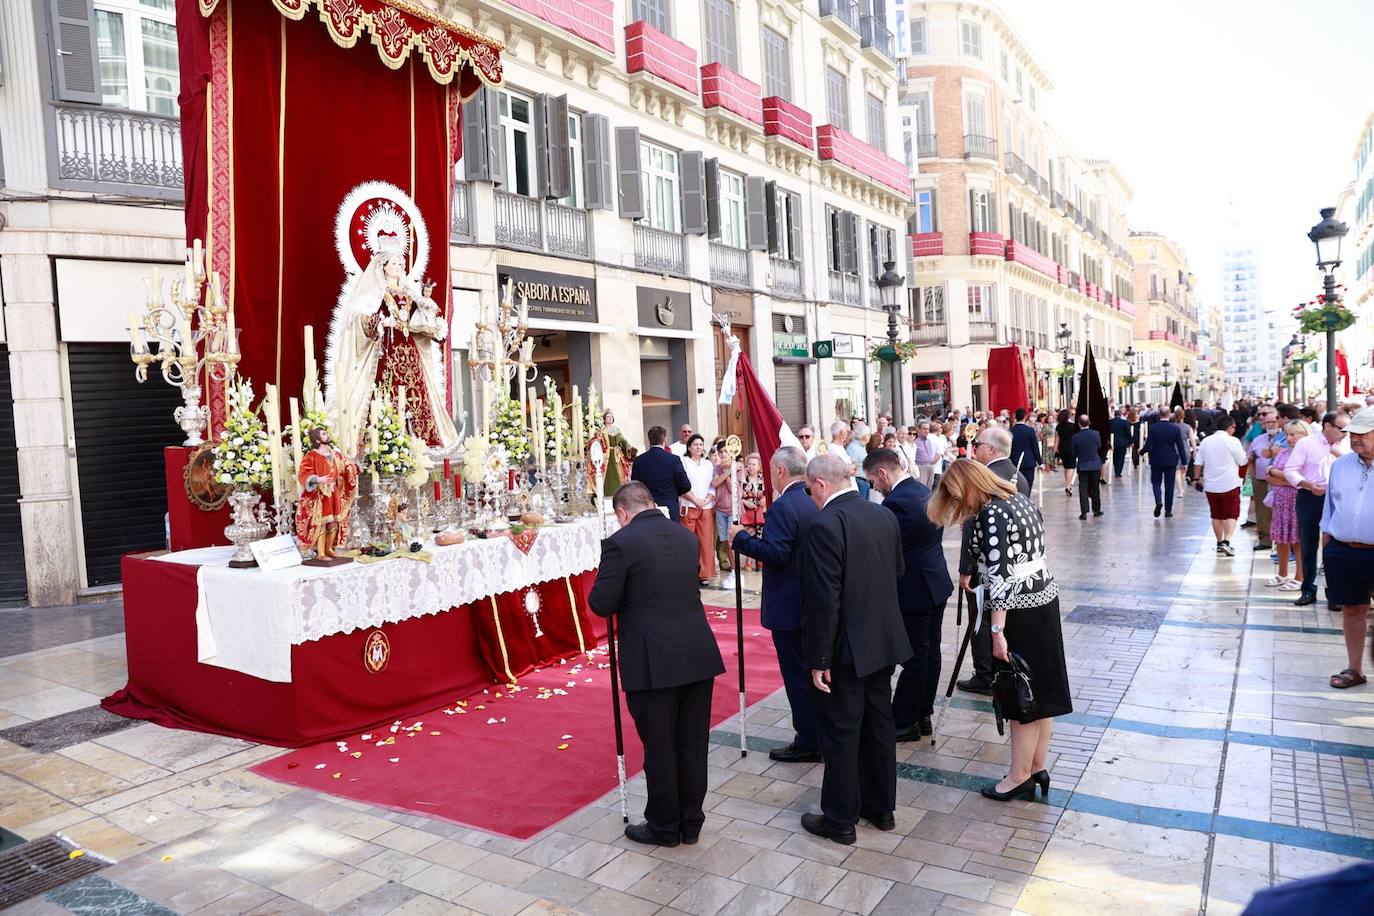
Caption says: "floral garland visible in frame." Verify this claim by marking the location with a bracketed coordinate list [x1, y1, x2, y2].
[1121, 374, 1139, 386]
[363, 390, 415, 479]
[488, 397, 530, 464]
[1054, 365, 1077, 379]
[212, 376, 271, 490]
[1296, 296, 1355, 335]
[868, 340, 921, 362]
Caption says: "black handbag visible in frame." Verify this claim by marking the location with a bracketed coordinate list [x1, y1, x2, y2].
[990, 651, 1037, 735]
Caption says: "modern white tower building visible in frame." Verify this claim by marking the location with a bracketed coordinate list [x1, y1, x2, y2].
[1220, 243, 1269, 396]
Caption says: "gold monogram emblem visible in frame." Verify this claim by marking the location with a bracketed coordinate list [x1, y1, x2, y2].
[363, 630, 391, 674]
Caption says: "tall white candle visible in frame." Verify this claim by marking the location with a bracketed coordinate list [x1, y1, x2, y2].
[552, 389, 564, 467]
[370, 397, 380, 454]
[532, 398, 545, 471]
[288, 396, 303, 477]
[303, 325, 317, 398]
[192, 238, 204, 278]
[571, 385, 583, 457]
[518, 338, 533, 428]
[127, 313, 146, 353]
[226, 309, 237, 354]
[397, 385, 407, 436]
[264, 385, 282, 503]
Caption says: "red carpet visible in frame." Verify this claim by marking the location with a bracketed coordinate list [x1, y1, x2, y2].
[252, 606, 781, 839]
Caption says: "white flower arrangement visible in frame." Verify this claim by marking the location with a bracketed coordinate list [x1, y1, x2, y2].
[404, 435, 433, 490]
[462, 435, 489, 482]
[212, 376, 272, 490]
[363, 391, 415, 479]
[488, 398, 530, 464]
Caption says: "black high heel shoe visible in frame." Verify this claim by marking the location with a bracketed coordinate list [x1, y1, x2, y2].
[1033, 770, 1050, 800]
[980, 775, 1037, 802]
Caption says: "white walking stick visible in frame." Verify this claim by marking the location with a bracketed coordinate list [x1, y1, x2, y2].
[724, 435, 747, 757]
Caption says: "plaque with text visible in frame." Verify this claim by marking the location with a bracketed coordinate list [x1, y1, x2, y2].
[498, 266, 598, 323]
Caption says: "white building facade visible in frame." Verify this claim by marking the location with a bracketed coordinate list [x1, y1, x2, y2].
[1219, 243, 1270, 397]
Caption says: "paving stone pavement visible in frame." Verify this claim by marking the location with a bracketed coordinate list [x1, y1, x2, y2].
[0, 462, 1371, 914]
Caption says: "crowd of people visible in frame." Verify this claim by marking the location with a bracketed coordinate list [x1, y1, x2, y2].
[588, 393, 1374, 849]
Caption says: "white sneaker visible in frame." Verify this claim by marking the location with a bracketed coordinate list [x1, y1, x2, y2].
[1278, 578, 1302, 591]
[1265, 575, 1284, 587]
[1220, 542, 1235, 557]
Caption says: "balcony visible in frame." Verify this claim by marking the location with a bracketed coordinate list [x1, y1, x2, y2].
[968, 231, 1005, 257]
[501, 0, 615, 54]
[625, 21, 699, 97]
[1053, 190, 1065, 212]
[51, 103, 182, 199]
[816, 124, 907, 194]
[1004, 151, 1027, 181]
[763, 97, 815, 149]
[828, 269, 861, 305]
[1118, 298, 1137, 318]
[859, 15, 895, 60]
[493, 190, 592, 258]
[1005, 240, 1058, 281]
[633, 223, 686, 275]
[964, 134, 998, 161]
[710, 242, 751, 288]
[771, 256, 803, 296]
[819, 0, 860, 34]
[911, 232, 943, 258]
[910, 323, 948, 345]
[915, 133, 938, 158]
[452, 181, 472, 241]
[701, 63, 763, 125]
[969, 321, 1000, 343]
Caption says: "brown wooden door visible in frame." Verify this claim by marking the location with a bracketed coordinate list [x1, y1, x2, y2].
[714, 325, 752, 453]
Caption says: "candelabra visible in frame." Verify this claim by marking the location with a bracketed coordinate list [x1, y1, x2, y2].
[127, 240, 239, 447]
[469, 279, 536, 427]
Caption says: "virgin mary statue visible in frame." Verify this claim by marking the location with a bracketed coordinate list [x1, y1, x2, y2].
[326, 235, 457, 453]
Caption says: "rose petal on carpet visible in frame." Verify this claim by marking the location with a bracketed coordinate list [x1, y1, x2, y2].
[251, 606, 780, 839]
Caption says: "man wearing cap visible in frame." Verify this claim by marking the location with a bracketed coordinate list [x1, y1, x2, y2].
[1320, 406, 1374, 690]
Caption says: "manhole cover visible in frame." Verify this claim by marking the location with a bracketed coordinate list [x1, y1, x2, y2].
[0, 834, 112, 909]
[1065, 605, 1165, 630]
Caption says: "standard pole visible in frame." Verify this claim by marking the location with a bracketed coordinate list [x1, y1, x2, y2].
[605, 615, 629, 823]
[729, 456, 747, 758]
[1324, 272, 1339, 409]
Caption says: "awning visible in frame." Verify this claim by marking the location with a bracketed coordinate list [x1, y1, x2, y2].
[198, 0, 504, 88]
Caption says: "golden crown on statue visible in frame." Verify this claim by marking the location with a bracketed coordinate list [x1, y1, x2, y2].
[363, 204, 409, 259]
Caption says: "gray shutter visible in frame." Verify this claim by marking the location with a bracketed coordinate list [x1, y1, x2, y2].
[50, 0, 102, 103]
[462, 88, 503, 185]
[988, 192, 998, 232]
[868, 223, 880, 278]
[765, 181, 780, 254]
[745, 176, 768, 251]
[583, 114, 613, 210]
[534, 94, 571, 200]
[680, 151, 707, 235]
[825, 209, 836, 270]
[534, 94, 552, 198]
[704, 158, 721, 240]
[615, 127, 643, 219]
[842, 212, 859, 274]
[968, 189, 976, 231]
[787, 193, 802, 263]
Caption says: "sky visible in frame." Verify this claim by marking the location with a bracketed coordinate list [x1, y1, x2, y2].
[1007, 0, 1374, 328]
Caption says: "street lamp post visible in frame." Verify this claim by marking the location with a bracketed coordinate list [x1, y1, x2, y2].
[1162, 358, 1171, 404]
[1307, 207, 1349, 409]
[1056, 322, 1072, 412]
[1183, 365, 1192, 403]
[877, 261, 907, 423]
[1124, 345, 1136, 404]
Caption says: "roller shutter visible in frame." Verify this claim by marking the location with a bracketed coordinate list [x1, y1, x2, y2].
[0, 347, 26, 605]
[67, 344, 182, 587]
[773, 364, 807, 432]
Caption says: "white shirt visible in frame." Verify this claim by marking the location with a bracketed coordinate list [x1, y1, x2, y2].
[1194, 432, 1247, 493]
[680, 455, 715, 508]
[928, 433, 950, 467]
[894, 440, 917, 470]
[669, 441, 689, 457]
[823, 485, 857, 508]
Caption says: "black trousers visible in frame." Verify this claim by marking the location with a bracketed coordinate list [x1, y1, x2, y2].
[625, 678, 714, 840]
[1296, 489, 1326, 599]
[892, 600, 946, 728]
[1112, 445, 1129, 477]
[813, 664, 897, 828]
[969, 589, 992, 680]
[1078, 470, 1102, 515]
[771, 628, 819, 752]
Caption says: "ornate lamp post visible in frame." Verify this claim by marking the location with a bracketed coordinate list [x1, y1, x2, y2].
[1124, 345, 1136, 404]
[1162, 357, 1171, 403]
[1183, 365, 1192, 402]
[1307, 207, 1349, 409]
[877, 261, 907, 422]
[1056, 322, 1072, 410]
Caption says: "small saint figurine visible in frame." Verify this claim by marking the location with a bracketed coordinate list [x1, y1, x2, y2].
[590, 409, 634, 496]
[296, 426, 359, 565]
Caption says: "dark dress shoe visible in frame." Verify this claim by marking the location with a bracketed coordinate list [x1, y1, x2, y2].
[768, 743, 822, 763]
[894, 724, 924, 742]
[624, 822, 679, 847]
[1295, 593, 1317, 606]
[1154, 504, 1162, 518]
[681, 830, 700, 846]
[1079, 513, 1087, 520]
[1093, 511, 1104, 517]
[1241, 520, 1256, 528]
[861, 809, 896, 831]
[957, 676, 993, 696]
[800, 812, 855, 845]
[919, 716, 932, 736]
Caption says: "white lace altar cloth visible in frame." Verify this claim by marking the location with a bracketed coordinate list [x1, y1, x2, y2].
[151, 519, 606, 683]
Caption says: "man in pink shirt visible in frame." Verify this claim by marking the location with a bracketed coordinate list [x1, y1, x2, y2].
[1285, 411, 1351, 606]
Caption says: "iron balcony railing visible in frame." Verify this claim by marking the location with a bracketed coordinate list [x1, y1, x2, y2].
[859, 15, 895, 59]
[771, 256, 804, 296]
[1053, 190, 1065, 212]
[634, 223, 686, 275]
[544, 200, 591, 258]
[828, 269, 861, 305]
[1004, 151, 1027, 180]
[964, 134, 998, 161]
[968, 320, 1000, 343]
[709, 242, 751, 288]
[452, 181, 472, 241]
[51, 102, 182, 199]
[916, 133, 938, 158]
[819, 0, 859, 32]
[910, 322, 948, 345]
[493, 190, 591, 258]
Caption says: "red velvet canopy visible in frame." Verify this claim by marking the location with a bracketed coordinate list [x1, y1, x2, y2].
[175, 0, 502, 430]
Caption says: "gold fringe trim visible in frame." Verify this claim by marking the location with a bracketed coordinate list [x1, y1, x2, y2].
[565, 576, 586, 657]
[490, 595, 516, 685]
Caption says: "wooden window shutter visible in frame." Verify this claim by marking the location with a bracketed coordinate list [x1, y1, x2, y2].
[765, 181, 780, 254]
[745, 176, 768, 251]
[49, 0, 101, 104]
[680, 151, 708, 235]
[704, 158, 721, 240]
[582, 114, 613, 210]
[615, 127, 643, 219]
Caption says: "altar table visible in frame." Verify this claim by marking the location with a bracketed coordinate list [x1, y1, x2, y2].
[103, 520, 609, 747]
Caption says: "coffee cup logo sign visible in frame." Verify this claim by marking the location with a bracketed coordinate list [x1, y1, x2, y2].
[656, 298, 675, 326]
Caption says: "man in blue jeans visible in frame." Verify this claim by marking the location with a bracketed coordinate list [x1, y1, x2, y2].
[1142, 415, 1189, 517]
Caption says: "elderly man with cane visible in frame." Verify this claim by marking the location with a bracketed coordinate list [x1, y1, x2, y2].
[589, 483, 725, 847]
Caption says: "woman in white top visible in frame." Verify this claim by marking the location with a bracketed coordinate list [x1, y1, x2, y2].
[927, 424, 951, 488]
[679, 434, 717, 584]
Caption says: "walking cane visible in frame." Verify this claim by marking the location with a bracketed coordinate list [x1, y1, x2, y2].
[605, 615, 629, 823]
[932, 585, 977, 746]
[724, 435, 747, 757]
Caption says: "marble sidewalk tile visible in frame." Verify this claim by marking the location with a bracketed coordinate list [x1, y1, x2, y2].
[774, 859, 845, 901]
[0, 684, 101, 720]
[668, 873, 748, 916]
[94, 723, 253, 772]
[1017, 875, 1198, 915]
[819, 870, 894, 915]
[57, 740, 173, 785]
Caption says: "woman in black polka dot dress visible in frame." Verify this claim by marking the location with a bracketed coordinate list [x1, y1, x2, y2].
[929, 459, 1072, 803]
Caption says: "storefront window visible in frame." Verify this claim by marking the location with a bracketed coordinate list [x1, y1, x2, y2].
[833, 356, 868, 423]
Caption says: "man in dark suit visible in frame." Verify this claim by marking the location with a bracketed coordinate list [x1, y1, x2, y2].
[1071, 415, 1104, 520]
[1143, 413, 1190, 517]
[798, 453, 911, 844]
[589, 483, 726, 848]
[729, 446, 820, 763]
[957, 427, 1031, 696]
[1009, 408, 1042, 490]
[863, 448, 953, 742]
[630, 425, 691, 521]
[1109, 408, 1132, 479]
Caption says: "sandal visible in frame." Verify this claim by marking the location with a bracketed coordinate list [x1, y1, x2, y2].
[1264, 575, 1284, 587]
[1330, 669, 1367, 689]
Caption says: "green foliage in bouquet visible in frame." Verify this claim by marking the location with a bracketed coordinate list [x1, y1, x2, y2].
[212, 376, 272, 490]
[1298, 301, 1355, 335]
[363, 390, 415, 479]
[489, 397, 530, 464]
